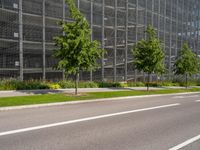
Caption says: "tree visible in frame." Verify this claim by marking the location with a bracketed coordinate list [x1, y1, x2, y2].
[54, 0, 103, 95]
[173, 43, 200, 89]
[132, 26, 165, 91]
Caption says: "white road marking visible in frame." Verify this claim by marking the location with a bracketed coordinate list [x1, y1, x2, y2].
[173, 95, 199, 99]
[169, 134, 200, 150]
[0, 103, 180, 137]
[196, 100, 200, 102]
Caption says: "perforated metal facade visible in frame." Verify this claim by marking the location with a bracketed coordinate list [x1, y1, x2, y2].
[0, 0, 200, 81]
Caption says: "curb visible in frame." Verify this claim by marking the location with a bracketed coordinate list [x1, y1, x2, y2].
[0, 92, 199, 111]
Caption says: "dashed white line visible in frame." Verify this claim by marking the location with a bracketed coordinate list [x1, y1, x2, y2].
[0, 103, 180, 137]
[169, 134, 200, 150]
[196, 100, 200, 102]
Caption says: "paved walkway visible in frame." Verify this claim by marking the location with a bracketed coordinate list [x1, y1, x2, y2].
[0, 87, 189, 98]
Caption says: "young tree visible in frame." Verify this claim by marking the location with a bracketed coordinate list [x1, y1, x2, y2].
[173, 43, 200, 89]
[132, 26, 165, 91]
[54, 0, 103, 95]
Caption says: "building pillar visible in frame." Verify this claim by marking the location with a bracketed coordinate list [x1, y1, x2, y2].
[101, 0, 105, 82]
[90, 0, 93, 81]
[196, 0, 200, 54]
[42, 0, 46, 81]
[169, 0, 173, 80]
[2, 54, 6, 68]
[114, 0, 117, 82]
[124, 0, 128, 82]
[135, 0, 138, 82]
[62, 0, 66, 80]
[19, 0, 23, 81]
[175, 0, 178, 57]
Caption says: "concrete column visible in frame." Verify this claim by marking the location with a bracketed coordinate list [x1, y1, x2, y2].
[124, 0, 128, 82]
[169, 0, 173, 80]
[42, 0, 46, 81]
[2, 54, 6, 68]
[113, 0, 118, 82]
[114, 0, 117, 82]
[19, 0, 23, 81]
[62, 0, 66, 80]
[101, 0, 105, 82]
[135, 0, 138, 82]
[90, 0, 93, 81]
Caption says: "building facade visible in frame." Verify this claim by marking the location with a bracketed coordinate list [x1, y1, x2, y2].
[0, 0, 200, 81]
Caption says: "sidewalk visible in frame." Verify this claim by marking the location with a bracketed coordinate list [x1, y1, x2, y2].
[0, 87, 189, 98]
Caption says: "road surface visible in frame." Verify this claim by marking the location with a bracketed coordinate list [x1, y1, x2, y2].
[0, 93, 200, 150]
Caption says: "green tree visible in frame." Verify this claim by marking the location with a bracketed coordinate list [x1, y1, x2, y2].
[173, 43, 200, 89]
[54, 0, 103, 95]
[132, 26, 165, 91]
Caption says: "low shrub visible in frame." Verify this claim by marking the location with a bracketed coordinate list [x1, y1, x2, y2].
[146, 82, 160, 87]
[0, 79, 50, 90]
[97, 82, 128, 88]
[79, 82, 98, 88]
[58, 80, 75, 88]
[0, 78, 199, 91]
[47, 83, 61, 89]
[127, 82, 145, 87]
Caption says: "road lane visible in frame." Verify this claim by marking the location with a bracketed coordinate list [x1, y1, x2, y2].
[0, 103, 180, 137]
[0, 101, 200, 150]
[0, 93, 199, 150]
[0, 93, 199, 133]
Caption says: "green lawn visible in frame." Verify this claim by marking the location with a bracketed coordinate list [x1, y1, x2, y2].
[0, 88, 200, 107]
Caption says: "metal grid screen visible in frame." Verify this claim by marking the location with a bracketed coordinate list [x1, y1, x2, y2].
[0, 0, 200, 81]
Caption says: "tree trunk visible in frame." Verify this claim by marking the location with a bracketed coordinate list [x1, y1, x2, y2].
[185, 74, 188, 89]
[75, 72, 79, 95]
[147, 73, 150, 91]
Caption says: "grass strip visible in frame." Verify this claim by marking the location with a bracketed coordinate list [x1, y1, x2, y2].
[0, 88, 200, 107]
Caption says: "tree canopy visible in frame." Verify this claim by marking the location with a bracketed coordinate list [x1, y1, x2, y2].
[54, 0, 103, 75]
[174, 43, 200, 76]
[173, 43, 200, 88]
[132, 25, 165, 90]
[54, 0, 103, 94]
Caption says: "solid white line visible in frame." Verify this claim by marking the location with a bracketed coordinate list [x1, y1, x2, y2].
[169, 134, 200, 150]
[0, 103, 180, 137]
[173, 95, 199, 99]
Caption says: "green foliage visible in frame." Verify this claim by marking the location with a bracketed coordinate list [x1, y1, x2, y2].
[47, 83, 61, 89]
[132, 26, 165, 75]
[127, 82, 145, 87]
[97, 82, 128, 88]
[173, 43, 200, 88]
[0, 79, 49, 90]
[58, 80, 75, 88]
[58, 80, 98, 88]
[54, 0, 103, 75]
[160, 81, 180, 87]
[79, 82, 99, 88]
[174, 43, 200, 76]
[132, 25, 165, 91]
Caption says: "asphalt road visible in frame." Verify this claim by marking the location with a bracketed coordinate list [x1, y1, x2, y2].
[0, 93, 200, 150]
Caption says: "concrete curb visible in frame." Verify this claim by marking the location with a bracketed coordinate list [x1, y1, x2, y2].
[0, 92, 199, 111]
